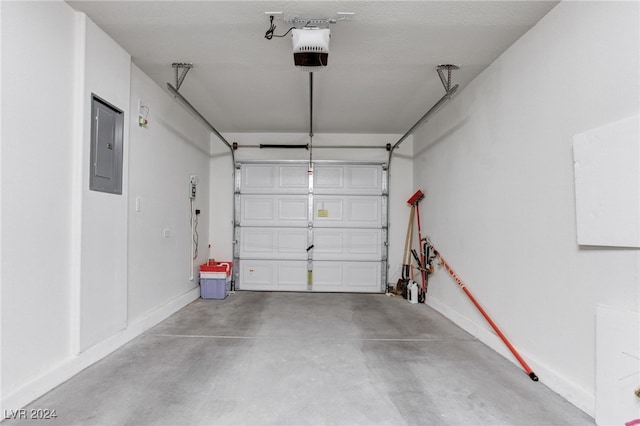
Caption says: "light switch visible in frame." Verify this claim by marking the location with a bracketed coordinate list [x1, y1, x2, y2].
[135, 196, 142, 212]
[163, 228, 171, 238]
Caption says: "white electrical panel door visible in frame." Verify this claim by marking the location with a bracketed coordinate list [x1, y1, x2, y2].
[237, 162, 386, 292]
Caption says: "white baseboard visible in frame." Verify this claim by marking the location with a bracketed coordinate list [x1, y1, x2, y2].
[1, 287, 200, 415]
[425, 295, 595, 418]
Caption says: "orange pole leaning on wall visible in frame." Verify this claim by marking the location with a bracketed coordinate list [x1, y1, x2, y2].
[433, 248, 539, 382]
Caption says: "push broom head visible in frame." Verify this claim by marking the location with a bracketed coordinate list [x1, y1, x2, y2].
[407, 190, 424, 206]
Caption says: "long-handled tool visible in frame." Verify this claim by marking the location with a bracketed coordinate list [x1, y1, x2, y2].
[402, 205, 415, 280]
[431, 244, 539, 382]
[407, 190, 427, 295]
[394, 205, 416, 297]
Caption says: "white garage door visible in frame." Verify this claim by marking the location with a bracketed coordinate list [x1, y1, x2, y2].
[234, 162, 387, 293]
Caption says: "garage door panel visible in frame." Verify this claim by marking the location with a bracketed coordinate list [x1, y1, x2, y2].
[314, 230, 343, 255]
[241, 164, 308, 194]
[314, 196, 381, 228]
[242, 165, 275, 191]
[314, 229, 381, 260]
[279, 198, 308, 221]
[242, 198, 274, 221]
[347, 230, 381, 256]
[348, 198, 380, 223]
[240, 228, 307, 260]
[345, 263, 381, 288]
[279, 166, 308, 191]
[278, 230, 308, 256]
[348, 166, 381, 193]
[315, 165, 382, 195]
[315, 166, 344, 191]
[239, 260, 308, 291]
[278, 263, 309, 287]
[238, 162, 386, 293]
[241, 229, 274, 255]
[313, 198, 344, 223]
[240, 261, 274, 287]
[313, 261, 381, 292]
[313, 263, 342, 287]
[241, 195, 308, 227]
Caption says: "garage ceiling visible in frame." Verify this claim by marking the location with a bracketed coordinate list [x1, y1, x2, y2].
[66, 1, 558, 134]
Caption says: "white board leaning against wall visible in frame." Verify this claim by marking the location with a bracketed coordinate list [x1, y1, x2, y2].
[573, 115, 640, 247]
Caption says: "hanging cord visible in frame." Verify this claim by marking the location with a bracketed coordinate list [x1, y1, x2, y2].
[193, 213, 199, 260]
[264, 15, 296, 40]
[190, 198, 199, 260]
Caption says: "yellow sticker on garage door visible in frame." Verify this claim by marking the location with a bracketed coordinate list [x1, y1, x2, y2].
[317, 209, 329, 217]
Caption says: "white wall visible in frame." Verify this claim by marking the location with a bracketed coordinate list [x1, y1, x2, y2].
[128, 64, 210, 321]
[596, 305, 640, 425]
[1, 1, 211, 413]
[77, 15, 131, 351]
[1, 0, 76, 408]
[1, 3, 3, 415]
[412, 1, 639, 418]
[209, 132, 413, 283]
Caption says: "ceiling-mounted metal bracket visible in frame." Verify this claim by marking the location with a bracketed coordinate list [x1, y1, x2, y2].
[436, 64, 460, 94]
[270, 11, 354, 25]
[172, 62, 194, 92]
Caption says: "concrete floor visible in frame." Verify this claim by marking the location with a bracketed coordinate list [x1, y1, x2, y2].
[9, 292, 593, 425]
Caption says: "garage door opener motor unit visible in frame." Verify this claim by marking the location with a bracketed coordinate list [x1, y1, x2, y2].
[263, 12, 356, 71]
[292, 28, 330, 70]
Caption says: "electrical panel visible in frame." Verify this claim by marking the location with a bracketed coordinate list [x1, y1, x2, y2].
[90, 94, 123, 194]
